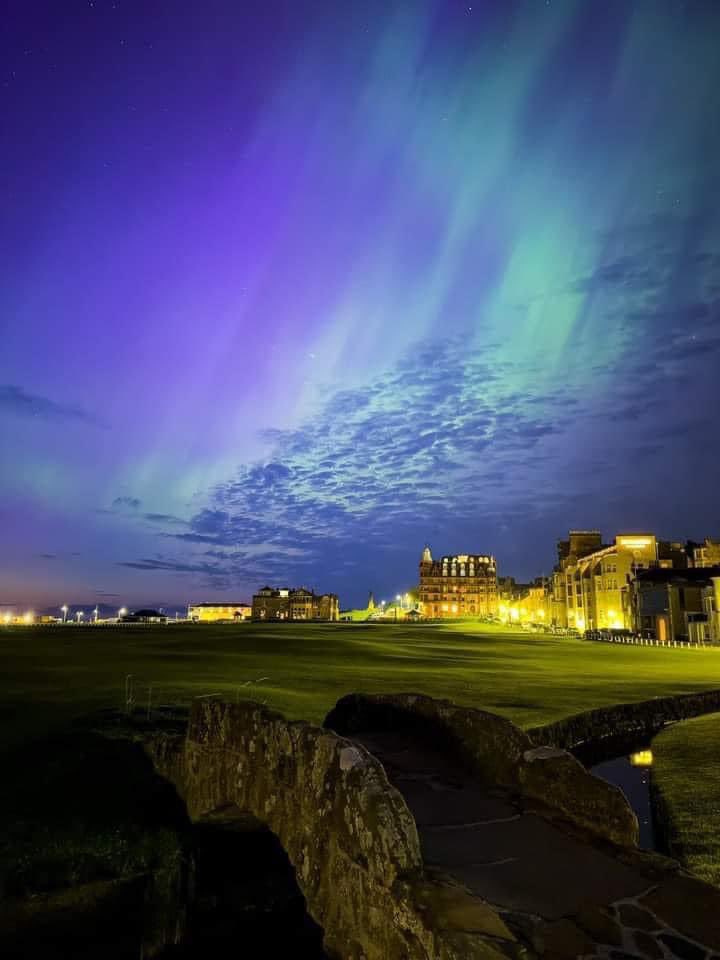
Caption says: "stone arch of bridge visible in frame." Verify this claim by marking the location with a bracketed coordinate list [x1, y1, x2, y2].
[183, 801, 327, 957]
[154, 699, 450, 960]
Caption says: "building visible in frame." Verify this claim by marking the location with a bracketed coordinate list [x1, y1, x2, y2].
[557, 530, 604, 565]
[545, 531, 604, 628]
[120, 609, 167, 623]
[252, 587, 339, 622]
[339, 592, 380, 622]
[559, 533, 658, 632]
[497, 577, 546, 624]
[521, 579, 548, 624]
[703, 576, 720, 643]
[418, 546, 498, 618]
[687, 538, 720, 568]
[658, 541, 689, 570]
[627, 567, 720, 643]
[0, 611, 52, 625]
[188, 602, 251, 622]
[497, 576, 527, 604]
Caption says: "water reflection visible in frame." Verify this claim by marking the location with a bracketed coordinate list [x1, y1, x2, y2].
[573, 736, 660, 852]
[629, 749, 653, 767]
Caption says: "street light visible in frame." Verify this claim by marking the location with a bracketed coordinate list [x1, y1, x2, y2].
[76, 610, 84, 623]
[118, 607, 128, 619]
[61, 604, 68, 623]
[93, 606, 99, 623]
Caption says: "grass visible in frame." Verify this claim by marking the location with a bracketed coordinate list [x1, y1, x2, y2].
[2, 619, 720, 752]
[652, 713, 720, 886]
[2, 620, 720, 906]
[0, 729, 188, 900]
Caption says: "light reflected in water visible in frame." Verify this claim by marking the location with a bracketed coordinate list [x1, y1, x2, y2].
[629, 749, 653, 767]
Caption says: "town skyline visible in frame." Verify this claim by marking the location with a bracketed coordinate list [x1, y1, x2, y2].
[4, 528, 718, 615]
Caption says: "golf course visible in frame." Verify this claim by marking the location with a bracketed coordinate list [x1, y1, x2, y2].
[2, 619, 720, 944]
[2, 619, 719, 748]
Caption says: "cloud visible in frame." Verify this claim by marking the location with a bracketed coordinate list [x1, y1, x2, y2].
[116, 555, 235, 590]
[120, 334, 583, 591]
[118, 558, 213, 573]
[113, 496, 141, 510]
[143, 512, 185, 524]
[0, 385, 101, 426]
[573, 256, 656, 294]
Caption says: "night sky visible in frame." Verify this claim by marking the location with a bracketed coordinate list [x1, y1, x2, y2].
[2, 0, 719, 611]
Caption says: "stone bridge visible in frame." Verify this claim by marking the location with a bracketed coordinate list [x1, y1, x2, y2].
[148, 694, 720, 960]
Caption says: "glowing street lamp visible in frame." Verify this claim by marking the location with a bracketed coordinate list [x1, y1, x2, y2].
[118, 607, 128, 619]
[23, 611, 34, 625]
[61, 604, 68, 623]
[76, 610, 84, 623]
[93, 605, 99, 623]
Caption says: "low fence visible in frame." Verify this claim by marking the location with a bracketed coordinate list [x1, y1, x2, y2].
[586, 633, 716, 649]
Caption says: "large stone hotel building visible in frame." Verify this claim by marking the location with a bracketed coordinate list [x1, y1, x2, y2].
[419, 546, 498, 618]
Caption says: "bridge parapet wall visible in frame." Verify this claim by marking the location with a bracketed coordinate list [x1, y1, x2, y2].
[325, 693, 638, 848]
[527, 688, 720, 752]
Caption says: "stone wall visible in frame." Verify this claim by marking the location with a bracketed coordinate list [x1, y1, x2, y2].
[325, 693, 638, 848]
[526, 688, 720, 752]
[147, 699, 523, 960]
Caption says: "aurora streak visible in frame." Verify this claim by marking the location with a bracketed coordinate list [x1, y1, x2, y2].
[1, 0, 719, 607]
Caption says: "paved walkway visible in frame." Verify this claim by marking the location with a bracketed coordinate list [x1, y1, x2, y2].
[352, 729, 720, 960]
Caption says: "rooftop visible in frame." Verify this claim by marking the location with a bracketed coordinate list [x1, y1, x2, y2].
[189, 601, 250, 608]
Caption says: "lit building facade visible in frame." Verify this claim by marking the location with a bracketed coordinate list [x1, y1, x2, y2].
[251, 587, 339, 621]
[704, 577, 720, 643]
[628, 567, 720, 643]
[418, 546, 498, 618]
[188, 602, 251, 622]
[688, 538, 720, 568]
[545, 531, 603, 627]
[497, 577, 546, 623]
[561, 534, 658, 631]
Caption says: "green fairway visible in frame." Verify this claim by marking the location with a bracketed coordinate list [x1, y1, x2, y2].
[2, 620, 720, 750]
[652, 713, 720, 886]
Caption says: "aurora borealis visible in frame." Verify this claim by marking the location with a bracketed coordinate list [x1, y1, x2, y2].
[1, 0, 719, 609]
